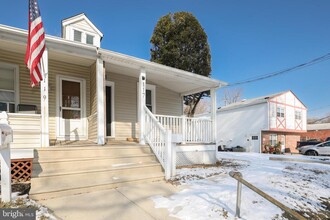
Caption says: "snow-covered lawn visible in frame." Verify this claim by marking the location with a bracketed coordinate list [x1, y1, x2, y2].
[152, 153, 330, 220]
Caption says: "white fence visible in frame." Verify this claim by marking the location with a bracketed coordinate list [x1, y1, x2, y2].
[155, 114, 213, 143]
[144, 106, 173, 179]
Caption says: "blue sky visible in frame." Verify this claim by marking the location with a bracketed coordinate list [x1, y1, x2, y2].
[1, 0, 330, 118]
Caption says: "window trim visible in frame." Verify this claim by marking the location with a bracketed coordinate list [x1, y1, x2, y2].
[71, 27, 97, 46]
[269, 134, 277, 146]
[73, 29, 82, 42]
[295, 110, 302, 120]
[146, 84, 156, 114]
[136, 83, 156, 117]
[86, 34, 94, 45]
[0, 62, 19, 113]
[276, 106, 285, 118]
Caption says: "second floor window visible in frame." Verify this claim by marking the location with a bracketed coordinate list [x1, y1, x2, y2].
[74, 30, 82, 42]
[276, 107, 285, 118]
[86, 34, 94, 45]
[295, 110, 302, 120]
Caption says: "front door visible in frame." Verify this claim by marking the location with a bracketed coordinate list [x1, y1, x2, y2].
[106, 85, 112, 137]
[58, 77, 86, 140]
[105, 81, 114, 137]
[250, 135, 259, 152]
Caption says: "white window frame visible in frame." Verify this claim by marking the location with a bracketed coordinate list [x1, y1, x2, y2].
[276, 106, 285, 118]
[137, 83, 156, 120]
[86, 34, 94, 45]
[70, 27, 97, 46]
[295, 110, 302, 120]
[269, 134, 277, 146]
[0, 62, 19, 113]
[146, 84, 156, 114]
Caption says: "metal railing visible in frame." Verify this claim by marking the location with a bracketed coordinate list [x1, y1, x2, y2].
[155, 114, 212, 143]
[144, 106, 173, 179]
[229, 171, 306, 220]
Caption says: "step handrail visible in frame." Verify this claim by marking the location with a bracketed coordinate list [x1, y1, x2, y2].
[144, 106, 173, 179]
[229, 171, 306, 220]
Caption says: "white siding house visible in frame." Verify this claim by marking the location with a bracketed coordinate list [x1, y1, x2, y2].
[217, 91, 307, 153]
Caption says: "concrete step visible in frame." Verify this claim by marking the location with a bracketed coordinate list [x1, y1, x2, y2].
[30, 163, 164, 200]
[32, 155, 158, 177]
[34, 145, 153, 159]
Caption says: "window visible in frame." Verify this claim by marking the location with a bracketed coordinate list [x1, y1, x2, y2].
[73, 30, 82, 42]
[146, 89, 152, 112]
[72, 29, 95, 46]
[269, 134, 277, 146]
[86, 34, 94, 45]
[276, 106, 285, 118]
[145, 84, 156, 113]
[252, 136, 258, 140]
[0, 64, 18, 113]
[295, 110, 302, 120]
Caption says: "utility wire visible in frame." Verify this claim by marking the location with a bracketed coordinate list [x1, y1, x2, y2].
[226, 53, 330, 87]
[310, 115, 330, 123]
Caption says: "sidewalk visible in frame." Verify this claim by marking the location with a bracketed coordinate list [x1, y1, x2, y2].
[39, 181, 179, 220]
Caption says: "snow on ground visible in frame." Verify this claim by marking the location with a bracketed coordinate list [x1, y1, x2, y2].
[152, 153, 330, 220]
[0, 193, 57, 220]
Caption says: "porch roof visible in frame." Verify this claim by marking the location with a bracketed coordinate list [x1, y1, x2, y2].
[0, 24, 97, 66]
[0, 24, 227, 95]
[99, 49, 227, 95]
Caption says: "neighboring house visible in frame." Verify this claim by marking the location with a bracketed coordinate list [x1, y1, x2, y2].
[0, 13, 226, 164]
[217, 91, 307, 153]
[301, 123, 330, 141]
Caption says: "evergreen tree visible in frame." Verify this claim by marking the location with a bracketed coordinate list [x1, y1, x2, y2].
[150, 12, 211, 116]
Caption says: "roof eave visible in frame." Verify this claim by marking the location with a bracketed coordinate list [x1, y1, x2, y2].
[99, 48, 226, 90]
[0, 24, 98, 60]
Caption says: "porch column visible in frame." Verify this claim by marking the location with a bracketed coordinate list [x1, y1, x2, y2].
[210, 88, 217, 143]
[40, 48, 49, 147]
[96, 58, 105, 145]
[139, 68, 146, 145]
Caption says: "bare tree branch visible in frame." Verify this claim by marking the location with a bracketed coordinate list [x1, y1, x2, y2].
[222, 88, 243, 105]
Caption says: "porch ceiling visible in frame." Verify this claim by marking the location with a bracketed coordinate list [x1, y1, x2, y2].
[100, 49, 227, 95]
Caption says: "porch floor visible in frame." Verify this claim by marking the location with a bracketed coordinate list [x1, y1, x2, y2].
[51, 140, 140, 147]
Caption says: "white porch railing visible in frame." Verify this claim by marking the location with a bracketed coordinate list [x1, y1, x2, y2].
[155, 114, 213, 143]
[143, 106, 174, 179]
[1, 113, 41, 148]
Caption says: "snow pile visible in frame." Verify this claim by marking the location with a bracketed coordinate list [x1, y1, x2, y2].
[152, 153, 330, 220]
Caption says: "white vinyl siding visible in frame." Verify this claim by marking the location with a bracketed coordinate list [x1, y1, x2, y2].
[106, 71, 182, 140]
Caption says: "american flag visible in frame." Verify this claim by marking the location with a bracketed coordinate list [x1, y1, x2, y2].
[25, 0, 46, 87]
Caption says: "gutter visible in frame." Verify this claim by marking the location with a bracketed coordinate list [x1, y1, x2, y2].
[0, 24, 97, 60]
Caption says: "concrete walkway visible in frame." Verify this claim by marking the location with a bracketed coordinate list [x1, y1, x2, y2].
[39, 181, 179, 220]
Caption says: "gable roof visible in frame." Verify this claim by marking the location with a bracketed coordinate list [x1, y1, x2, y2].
[218, 91, 285, 112]
[62, 13, 103, 38]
